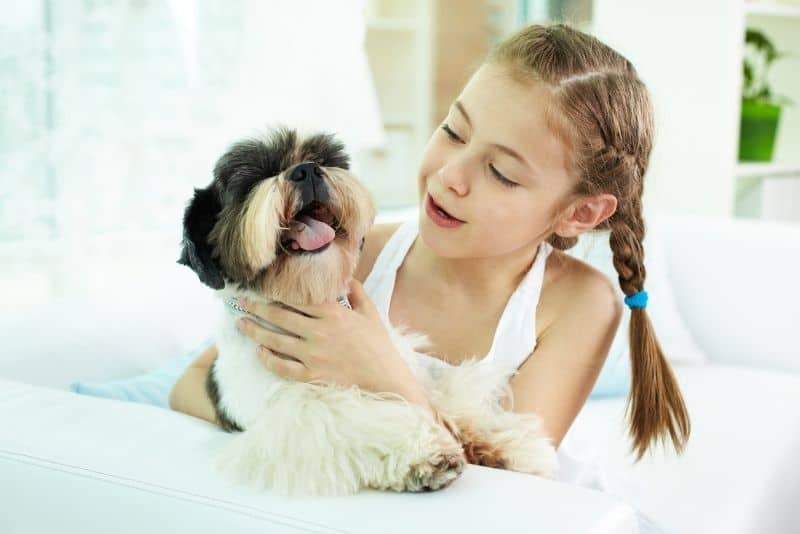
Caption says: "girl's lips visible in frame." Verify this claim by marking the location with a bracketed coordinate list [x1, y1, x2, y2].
[428, 194, 464, 222]
[426, 194, 466, 228]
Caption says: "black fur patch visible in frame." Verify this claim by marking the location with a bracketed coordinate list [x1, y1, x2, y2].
[215, 128, 298, 205]
[206, 360, 244, 433]
[177, 185, 225, 290]
[299, 132, 350, 170]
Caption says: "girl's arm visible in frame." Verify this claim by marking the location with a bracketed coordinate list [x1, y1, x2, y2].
[507, 267, 623, 448]
[168, 343, 219, 425]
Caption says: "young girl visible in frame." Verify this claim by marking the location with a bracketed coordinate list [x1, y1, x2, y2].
[170, 23, 690, 468]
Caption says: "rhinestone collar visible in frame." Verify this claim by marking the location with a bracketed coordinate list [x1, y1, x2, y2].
[222, 295, 352, 332]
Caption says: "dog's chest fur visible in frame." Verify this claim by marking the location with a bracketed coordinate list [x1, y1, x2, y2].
[208, 289, 440, 430]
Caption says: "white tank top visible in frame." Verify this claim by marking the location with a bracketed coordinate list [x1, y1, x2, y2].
[363, 218, 553, 371]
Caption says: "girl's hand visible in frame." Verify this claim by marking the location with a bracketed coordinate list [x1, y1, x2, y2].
[235, 280, 413, 396]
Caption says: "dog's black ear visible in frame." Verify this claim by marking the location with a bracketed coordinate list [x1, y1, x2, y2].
[177, 185, 225, 290]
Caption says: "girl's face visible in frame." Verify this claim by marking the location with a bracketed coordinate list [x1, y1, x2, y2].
[417, 62, 575, 258]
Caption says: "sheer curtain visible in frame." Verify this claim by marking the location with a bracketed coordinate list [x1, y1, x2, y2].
[0, 0, 383, 301]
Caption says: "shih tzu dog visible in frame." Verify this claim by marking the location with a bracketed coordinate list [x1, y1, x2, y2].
[177, 127, 557, 496]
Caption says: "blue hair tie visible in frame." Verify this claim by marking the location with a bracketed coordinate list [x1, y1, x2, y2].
[624, 290, 648, 310]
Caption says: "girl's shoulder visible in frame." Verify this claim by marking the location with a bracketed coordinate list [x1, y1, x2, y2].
[536, 248, 621, 338]
[353, 222, 402, 283]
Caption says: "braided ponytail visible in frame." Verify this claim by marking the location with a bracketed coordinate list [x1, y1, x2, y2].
[609, 204, 690, 459]
[491, 23, 690, 459]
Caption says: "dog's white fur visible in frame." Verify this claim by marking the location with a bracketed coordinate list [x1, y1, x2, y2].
[212, 285, 558, 496]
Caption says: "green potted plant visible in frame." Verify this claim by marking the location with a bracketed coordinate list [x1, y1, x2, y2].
[739, 28, 791, 162]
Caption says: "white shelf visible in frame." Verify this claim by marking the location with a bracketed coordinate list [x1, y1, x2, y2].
[366, 17, 419, 31]
[380, 111, 416, 126]
[735, 162, 800, 178]
[362, 0, 432, 209]
[745, 2, 800, 17]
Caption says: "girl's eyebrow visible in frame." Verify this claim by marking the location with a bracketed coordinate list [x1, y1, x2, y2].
[454, 100, 538, 178]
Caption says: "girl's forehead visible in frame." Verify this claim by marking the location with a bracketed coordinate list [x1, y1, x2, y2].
[458, 63, 552, 121]
[456, 63, 569, 178]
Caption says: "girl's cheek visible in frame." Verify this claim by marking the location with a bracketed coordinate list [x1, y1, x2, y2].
[417, 151, 439, 181]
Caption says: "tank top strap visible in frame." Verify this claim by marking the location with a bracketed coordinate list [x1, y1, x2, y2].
[483, 240, 553, 370]
[362, 219, 418, 324]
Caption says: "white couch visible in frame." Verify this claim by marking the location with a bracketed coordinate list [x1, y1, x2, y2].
[1, 211, 799, 534]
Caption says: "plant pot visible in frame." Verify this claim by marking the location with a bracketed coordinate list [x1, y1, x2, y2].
[738, 99, 782, 162]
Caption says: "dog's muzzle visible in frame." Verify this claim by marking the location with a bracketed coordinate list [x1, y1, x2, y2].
[289, 161, 330, 209]
[280, 162, 344, 255]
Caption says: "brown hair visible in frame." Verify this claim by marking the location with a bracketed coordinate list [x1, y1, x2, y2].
[488, 24, 690, 460]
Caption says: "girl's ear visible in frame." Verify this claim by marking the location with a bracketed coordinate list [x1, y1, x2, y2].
[552, 194, 618, 239]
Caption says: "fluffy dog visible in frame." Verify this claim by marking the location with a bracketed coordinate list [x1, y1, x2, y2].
[177, 127, 557, 496]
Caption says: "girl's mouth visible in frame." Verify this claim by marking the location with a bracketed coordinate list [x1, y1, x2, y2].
[430, 195, 463, 221]
[426, 194, 466, 227]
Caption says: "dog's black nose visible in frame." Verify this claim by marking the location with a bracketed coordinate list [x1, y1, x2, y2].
[288, 161, 330, 206]
[289, 162, 323, 183]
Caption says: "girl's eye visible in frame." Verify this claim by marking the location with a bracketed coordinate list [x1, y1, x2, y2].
[440, 123, 519, 189]
[441, 124, 464, 144]
[490, 164, 519, 188]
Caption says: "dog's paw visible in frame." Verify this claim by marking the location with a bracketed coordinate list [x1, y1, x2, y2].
[399, 426, 467, 493]
[404, 447, 467, 492]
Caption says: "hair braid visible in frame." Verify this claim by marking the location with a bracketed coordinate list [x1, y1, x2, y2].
[609, 201, 690, 459]
[609, 196, 646, 294]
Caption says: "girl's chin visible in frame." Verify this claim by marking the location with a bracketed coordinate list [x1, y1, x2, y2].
[419, 222, 472, 252]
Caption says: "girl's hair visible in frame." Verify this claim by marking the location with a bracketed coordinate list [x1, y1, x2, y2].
[488, 24, 690, 460]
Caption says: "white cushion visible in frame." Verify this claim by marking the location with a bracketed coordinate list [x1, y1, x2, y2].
[659, 213, 800, 373]
[0, 263, 217, 389]
[562, 365, 800, 534]
[0, 378, 639, 533]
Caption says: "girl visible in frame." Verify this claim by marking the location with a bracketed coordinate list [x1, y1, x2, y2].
[170, 23, 690, 467]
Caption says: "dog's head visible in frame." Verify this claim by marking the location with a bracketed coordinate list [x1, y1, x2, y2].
[177, 127, 376, 304]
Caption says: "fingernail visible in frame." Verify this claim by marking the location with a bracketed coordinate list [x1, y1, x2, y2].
[237, 318, 247, 329]
[238, 297, 249, 308]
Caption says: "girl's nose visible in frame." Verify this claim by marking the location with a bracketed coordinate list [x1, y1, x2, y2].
[439, 158, 471, 196]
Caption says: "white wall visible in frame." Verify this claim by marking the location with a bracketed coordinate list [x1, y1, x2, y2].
[592, 0, 744, 217]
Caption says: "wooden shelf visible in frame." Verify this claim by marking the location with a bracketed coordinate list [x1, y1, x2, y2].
[735, 162, 800, 178]
[745, 2, 800, 17]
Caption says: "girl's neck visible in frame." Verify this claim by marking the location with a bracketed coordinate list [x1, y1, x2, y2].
[404, 233, 542, 302]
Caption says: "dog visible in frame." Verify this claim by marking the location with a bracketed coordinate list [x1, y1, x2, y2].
[177, 127, 558, 496]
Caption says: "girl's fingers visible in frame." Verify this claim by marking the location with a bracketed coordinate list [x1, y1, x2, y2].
[239, 299, 315, 336]
[237, 318, 304, 355]
[258, 347, 309, 382]
[275, 299, 341, 318]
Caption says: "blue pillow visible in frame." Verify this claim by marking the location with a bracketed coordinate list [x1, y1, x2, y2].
[587, 304, 632, 399]
[69, 337, 214, 408]
[589, 342, 631, 399]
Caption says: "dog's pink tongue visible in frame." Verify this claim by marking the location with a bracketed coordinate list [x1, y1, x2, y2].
[287, 215, 335, 251]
